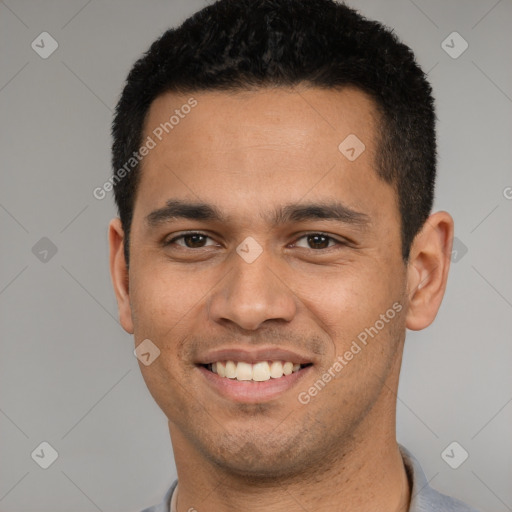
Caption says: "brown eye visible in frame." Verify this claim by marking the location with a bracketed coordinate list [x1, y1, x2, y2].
[294, 233, 340, 250]
[182, 234, 208, 248]
[165, 232, 215, 248]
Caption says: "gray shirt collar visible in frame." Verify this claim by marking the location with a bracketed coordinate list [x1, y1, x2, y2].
[399, 444, 479, 511]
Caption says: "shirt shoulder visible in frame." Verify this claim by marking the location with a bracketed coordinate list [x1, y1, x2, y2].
[399, 444, 481, 512]
[140, 479, 178, 512]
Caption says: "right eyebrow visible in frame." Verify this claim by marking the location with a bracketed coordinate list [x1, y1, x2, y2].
[146, 200, 227, 228]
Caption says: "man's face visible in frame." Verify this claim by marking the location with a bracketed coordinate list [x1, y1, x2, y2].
[119, 87, 409, 477]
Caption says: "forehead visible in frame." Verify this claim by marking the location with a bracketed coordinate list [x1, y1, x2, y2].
[133, 86, 396, 229]
[144, 85, 379, 154]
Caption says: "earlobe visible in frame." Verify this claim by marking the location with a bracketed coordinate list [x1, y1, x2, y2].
[405, 211, 454, 331]
[108, 218, 134, 334]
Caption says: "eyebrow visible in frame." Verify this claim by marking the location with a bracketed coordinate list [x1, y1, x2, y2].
[145, 199, 371, 229]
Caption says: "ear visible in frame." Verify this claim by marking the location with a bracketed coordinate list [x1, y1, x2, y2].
[108, 218, 134, 334]
[405, 211, 454, 331]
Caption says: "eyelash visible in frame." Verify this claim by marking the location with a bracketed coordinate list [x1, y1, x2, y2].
[163, 231, 347, 251]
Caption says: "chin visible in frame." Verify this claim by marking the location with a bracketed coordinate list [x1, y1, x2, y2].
[199, 435, 313, 480]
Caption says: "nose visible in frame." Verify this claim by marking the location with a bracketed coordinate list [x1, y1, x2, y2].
[207, 246, 297, 331]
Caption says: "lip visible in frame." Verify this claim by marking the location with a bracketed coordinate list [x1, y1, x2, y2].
[197, 364, 313, 403]
[196, 346, 315, 365]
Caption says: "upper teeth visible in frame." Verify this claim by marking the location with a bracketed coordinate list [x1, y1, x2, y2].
[210, 361, 302, 381]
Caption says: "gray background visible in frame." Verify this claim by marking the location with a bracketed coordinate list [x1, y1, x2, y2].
[1, 0, 511, 510]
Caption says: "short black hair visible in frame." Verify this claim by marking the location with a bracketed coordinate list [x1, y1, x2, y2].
[112, 0, 436, 265]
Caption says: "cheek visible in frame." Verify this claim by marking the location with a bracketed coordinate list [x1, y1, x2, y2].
[296, 263, 405, 360]
[307, 277, 405, 408]
[129, 266, 208, 343]
[129, 268, 204, 409]
[298, 264, 391, 324]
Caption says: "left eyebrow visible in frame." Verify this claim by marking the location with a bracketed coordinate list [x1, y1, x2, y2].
[270, 201, 371, 229]
[145, 199, 371, 230]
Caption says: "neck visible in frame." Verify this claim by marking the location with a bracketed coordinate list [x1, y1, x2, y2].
[170, 404, 410, 509]
[169, 347, 409, 512]
[171, 439, 410, 512]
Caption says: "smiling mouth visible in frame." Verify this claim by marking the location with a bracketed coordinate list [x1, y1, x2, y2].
[200, 360, 314, 382]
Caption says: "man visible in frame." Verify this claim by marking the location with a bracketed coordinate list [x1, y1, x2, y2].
[108, 1, 480, 510]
